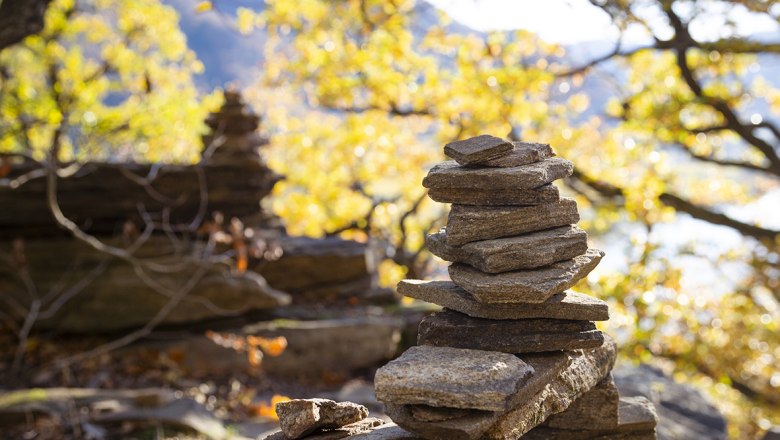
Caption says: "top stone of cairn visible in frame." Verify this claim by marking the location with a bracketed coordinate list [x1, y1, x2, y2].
[444, 135, 513, 165]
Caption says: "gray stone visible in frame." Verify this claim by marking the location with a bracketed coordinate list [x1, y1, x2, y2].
[484, 336, 618, 439]
[444, 135, 513, 165]
[348, 423, 422, 440]
[427, 184, 560, 206]
[521, 396, 658, 439]
[386, 351, 571, 440]
[479, 142, 555, 167]
[418, 310, 604, 353]
[763, 427, 780, 440]
[374, 345, 534, 412]
[614, 364, 726, 440]
[265, 418, 385, 440]
[544, 374, 620, 430]
[445, 198, 580, 246]
[397, 280, 609, 321]
[422, 157, 573, 190]
[426, 225, 588, 273]
[385, 338, 616, 440]
[448, 249, 604, 303]
[276, 399, 368, 439]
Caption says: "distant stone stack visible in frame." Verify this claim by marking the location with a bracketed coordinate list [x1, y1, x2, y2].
[374, 135, 658, 439]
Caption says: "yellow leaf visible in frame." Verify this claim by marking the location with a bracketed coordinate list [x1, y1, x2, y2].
[194, 1, 212, 13]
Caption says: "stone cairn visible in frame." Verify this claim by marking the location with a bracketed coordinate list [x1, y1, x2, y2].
[374, 135, 659, 440]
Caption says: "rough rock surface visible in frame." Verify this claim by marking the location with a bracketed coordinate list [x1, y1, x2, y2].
[276, 399, 369, 439]
[386, 338, 616, 440]
[422, 157, 574, 190]
[448, 249, 604, 303]
[418, 310, 604, 353]
[427, 184, 560, 206]
[397, 280, 609, 321]
[426, 225, 589, 273]
[348, 423, 421, 440]
[479, 142, 555, 167]
[374, 345, 534, 412]
[445, 199, 580, 246]
[763, 428, 780, 440]
[524, 396, 657, 440]
[265, 418, 385, 440]
[443, 135, 513, 165]
[613, 364, 727, 440]
[544, 374, 620, 430]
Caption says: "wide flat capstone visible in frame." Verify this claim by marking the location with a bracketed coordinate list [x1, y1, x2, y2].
[374, 345, 534, 412]
[479, 142, 555, 168]
[444, 135, 513, 166]
[448, 249, 604, 303]
[397, 280, 609, 321]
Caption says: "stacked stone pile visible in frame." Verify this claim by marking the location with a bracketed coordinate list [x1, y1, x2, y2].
[374, 135, 658, 440]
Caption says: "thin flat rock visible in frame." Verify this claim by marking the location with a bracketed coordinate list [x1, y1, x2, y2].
[264, 418, 385, 440]
[374, 345, 534, 412]
[427, 184, 560, 206]
[445, 198, 580, 246]
[448, 249, 604, 303]
[276, 399, 369, 439]
[444, 135, 513, 165]
[426, 225, 588, 273]
[397, 280, 609, 321]
[418, 310, 604, 353]
[544, 374, 620, 430]
[422, 157, 573, 190]
[386, 338, 616, 440]
[480, 142, 555, 167]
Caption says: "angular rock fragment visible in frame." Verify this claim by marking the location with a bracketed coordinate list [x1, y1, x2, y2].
[422, 157, 573, 190]
[374, 345, 534, 412]
[397, 280, 609, 321]
[448, 249, 604, 303]
[386, 337, 616, 440]
[544, 374, 620, 430]
[276, 398, 369, 439]
[444, 135, 513, 165]
[418, 310, 604, 353]
[427, 184, 560, 206]
[426, 225, 588, 273]
[445, 198, 580, 246]
[479, 142, 555, 167]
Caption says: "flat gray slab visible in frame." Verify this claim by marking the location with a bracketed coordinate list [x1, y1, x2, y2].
[265, 418, 385, 440]
[448, 249, 604, 303]
[479, 142, 555, 167]
[276, 398, 368, 439]
[397, 280, 609, 321]
[386, 337, 617, 440]
[426, 225, 588, 273]
[418, 310, 604, 353]
[544, 374, 619, 430]
[427, 184, 560, 206]
[445, 198, 580, 246]
[374, 345, 534, 412]
[444, 135, 513, 165]
[422, 157, 573, 190]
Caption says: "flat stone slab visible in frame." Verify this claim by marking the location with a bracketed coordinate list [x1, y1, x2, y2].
[479, 142, 555, 167]
[422, 157, 573, 190]
[374, 345, 534, 412]
[265, 418, 385, 440]
[276, 399, 369, 439]
[448, 249, 604, 303]
[445, 198, 580, 246]
[386, 337, 617, 440]
[427, 184, 560, 206]
[347, 423, 421, 440]
[544, 374, 619, 430]
[397, 280, 609, 321]
[418, 310, 604, 353]
[426, 225, 588, 273]
[444, 135, 513, 165]
[524, 396, 657, 440]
